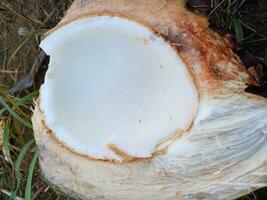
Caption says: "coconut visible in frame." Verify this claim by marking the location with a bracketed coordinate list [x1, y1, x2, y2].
[32, 0, 267, 199]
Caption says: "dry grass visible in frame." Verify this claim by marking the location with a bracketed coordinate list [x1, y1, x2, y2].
[0, 0, 266, 199]
[0, 1, 73, 199]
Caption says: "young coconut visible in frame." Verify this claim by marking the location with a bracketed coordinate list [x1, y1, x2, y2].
[32, 0, 267, 199]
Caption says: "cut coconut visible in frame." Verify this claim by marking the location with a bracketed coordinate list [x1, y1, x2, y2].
[39, 16, 198, 161]
[32, 1, 267, 199]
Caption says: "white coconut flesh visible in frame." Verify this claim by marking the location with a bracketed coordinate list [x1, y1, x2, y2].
[39, 16, 198, 161]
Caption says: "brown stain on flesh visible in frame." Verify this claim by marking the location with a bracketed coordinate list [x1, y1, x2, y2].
[136, 37, 150, 45]
[107, 144, 136, 162]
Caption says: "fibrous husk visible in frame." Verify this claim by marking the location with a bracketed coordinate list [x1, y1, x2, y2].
[32, 0, 267, 200]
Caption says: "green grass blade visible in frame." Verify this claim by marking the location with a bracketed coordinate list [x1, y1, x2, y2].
[0, 91, 39, 122]
[16, 91, 39, 106]
[1, 188, 24, 200]
[2, 120, 12, 163]
[24, 149, 38, 200]
[0, 91, 38, 119]
[0, 96, 32, 129]
[14, 140, 35, 170]
[11, 139, 35, 199]
[233, 17, 244, 42]
[34, 29, 48, 37]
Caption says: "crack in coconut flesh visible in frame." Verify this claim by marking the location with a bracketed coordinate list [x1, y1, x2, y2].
[32, 0, 267, 200]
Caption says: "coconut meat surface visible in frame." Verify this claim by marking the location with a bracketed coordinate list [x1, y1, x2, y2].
[39, 16, 198, 161]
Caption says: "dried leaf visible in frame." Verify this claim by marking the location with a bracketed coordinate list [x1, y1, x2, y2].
[8, 75, 33, 94]
[8, 50, 46, 94]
